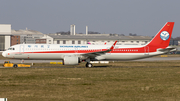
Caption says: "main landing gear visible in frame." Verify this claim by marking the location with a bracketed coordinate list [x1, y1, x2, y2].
[86, 62, 93, 68]
[85, 59, 93, 68]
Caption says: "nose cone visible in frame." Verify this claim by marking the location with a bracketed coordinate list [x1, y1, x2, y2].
[2, 52, 7, 57]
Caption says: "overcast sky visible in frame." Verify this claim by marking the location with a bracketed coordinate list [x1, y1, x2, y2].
[0, 0, 180, 37]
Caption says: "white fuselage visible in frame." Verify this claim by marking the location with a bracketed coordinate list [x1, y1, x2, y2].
[2, 44, 165, 61]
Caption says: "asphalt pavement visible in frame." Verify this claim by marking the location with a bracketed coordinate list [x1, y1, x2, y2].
[0, 57, 180, 64]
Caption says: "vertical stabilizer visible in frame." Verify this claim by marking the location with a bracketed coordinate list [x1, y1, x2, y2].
[147, 22, 174, 49]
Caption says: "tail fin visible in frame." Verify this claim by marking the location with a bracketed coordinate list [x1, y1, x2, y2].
[147, 22, 174, 48]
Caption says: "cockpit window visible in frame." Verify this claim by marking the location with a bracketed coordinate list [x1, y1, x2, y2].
[8, 48, 15, 50]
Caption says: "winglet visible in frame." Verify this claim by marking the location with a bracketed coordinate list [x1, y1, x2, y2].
[110, 41, 117, 50]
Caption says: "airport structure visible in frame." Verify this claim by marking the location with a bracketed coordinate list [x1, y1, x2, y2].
[11, 29, 44, 45]
[0, 24, 11, 51]
[0, 24, 179, 51]
[47, 33, 151, 45]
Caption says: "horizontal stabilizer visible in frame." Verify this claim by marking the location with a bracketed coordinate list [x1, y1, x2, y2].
[157, 47, 176, 52]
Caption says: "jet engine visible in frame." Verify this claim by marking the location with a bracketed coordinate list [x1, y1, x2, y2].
[63, 56, 80, 65]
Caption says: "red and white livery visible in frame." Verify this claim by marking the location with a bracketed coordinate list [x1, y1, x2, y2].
[2, 22, 175, 67]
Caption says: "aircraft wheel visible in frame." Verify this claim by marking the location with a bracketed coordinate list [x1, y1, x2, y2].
[86, 63, 93, 68]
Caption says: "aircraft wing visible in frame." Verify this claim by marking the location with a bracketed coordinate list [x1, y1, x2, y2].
[82, 41, 117, 58]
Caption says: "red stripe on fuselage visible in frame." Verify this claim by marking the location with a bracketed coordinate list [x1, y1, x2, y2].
[12, 47, 158, 54]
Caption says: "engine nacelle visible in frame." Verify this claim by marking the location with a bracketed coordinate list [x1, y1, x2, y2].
[63, 56, 80, 65]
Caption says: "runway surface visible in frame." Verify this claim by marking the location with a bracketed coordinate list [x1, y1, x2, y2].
[0, 57, 180, 64]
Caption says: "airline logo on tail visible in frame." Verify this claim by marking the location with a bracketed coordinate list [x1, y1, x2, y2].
[160, 31, 169, 41]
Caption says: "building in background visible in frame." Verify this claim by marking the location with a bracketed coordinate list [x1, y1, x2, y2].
[11, 29, 44, 44]
[48, 34, 152, 45]
[35, 34, 53, 44]
[0, 24, 45, 51]
[36, 39, 46, 44]
[0, 24, 11, 51]
[11, 35, 20, 46]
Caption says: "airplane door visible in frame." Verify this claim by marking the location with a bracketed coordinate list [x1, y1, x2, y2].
[20, 45, 24, 53]
[144, 46, 149, 55]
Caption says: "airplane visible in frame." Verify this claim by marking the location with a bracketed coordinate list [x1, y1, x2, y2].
[2, 22, 175, 67]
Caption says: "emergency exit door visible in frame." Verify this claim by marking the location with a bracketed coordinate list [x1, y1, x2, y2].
[19, 45, 24, 53]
